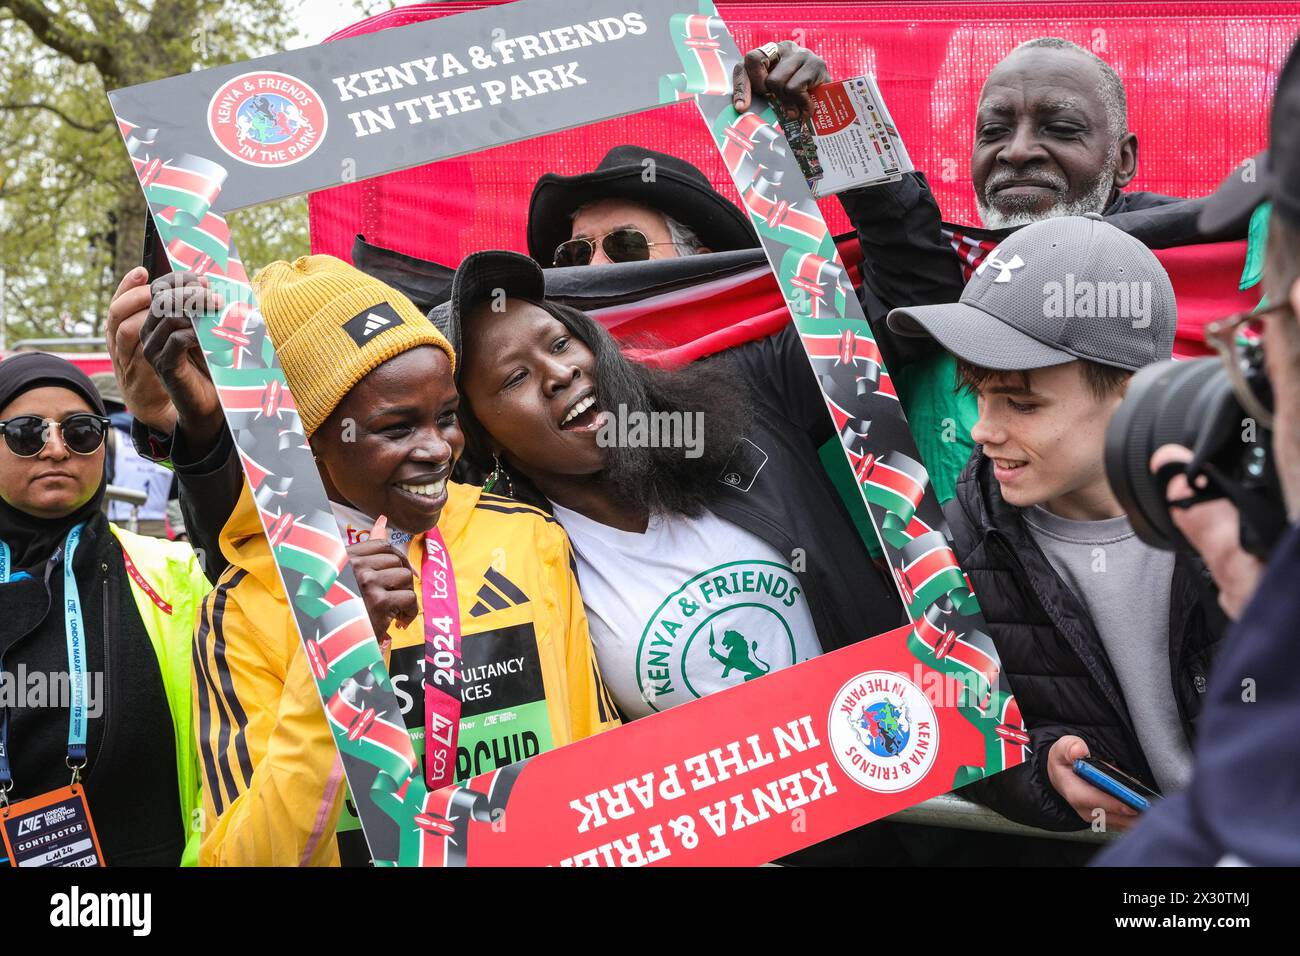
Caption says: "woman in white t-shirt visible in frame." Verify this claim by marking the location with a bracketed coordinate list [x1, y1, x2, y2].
[441, 251, 903, 721]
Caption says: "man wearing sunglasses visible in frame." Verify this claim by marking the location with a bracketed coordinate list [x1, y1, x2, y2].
[528, 144, 759, 268]
[1095, 35, 1300, 868]
[528, 44, 846, 268]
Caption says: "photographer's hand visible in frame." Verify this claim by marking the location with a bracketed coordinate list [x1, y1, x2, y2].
[1151, 444, 1265, 619]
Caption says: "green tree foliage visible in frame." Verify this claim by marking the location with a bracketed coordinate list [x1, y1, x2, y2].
[0, 1, 380, 346]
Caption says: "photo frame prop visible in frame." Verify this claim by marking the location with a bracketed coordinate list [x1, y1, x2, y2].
[109, 0, 1026, 866]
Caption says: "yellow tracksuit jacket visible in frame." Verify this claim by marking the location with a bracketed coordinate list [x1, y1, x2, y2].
[192, 481, 619, 866]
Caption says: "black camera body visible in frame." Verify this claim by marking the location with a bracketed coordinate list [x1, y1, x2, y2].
[1105, 352, 1286, 559]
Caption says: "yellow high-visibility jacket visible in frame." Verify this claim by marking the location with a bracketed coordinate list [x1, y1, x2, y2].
[109, 524, 208, 866]
[193, 481, 619, 866]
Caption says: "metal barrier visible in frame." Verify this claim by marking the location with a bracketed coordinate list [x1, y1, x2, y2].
[104, 483, 147, 534]
[886, 793, 1118, 844]
[104, 470, 1111, 849]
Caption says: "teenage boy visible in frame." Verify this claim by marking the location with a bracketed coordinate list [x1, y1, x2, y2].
[887, 216, 1229, 832]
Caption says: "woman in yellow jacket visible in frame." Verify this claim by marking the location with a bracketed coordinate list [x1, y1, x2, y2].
[147, 257, 618, 866]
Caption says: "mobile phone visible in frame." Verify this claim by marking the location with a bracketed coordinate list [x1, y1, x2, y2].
[1073, 757, 1161, 812]
[142, 215, 170, 283]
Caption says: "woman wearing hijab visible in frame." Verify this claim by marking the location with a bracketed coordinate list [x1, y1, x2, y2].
[0, 353, 205, 866]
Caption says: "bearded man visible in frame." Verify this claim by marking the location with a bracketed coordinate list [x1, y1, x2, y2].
[734, 36, 1231, 503]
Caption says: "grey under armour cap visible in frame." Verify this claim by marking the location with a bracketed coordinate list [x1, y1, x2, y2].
[887, 216, 1176, 372]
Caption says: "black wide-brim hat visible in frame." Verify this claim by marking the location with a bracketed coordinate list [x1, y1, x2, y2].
[527, 144, 759, 266]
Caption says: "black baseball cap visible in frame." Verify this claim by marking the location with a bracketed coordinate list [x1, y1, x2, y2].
[1200, 34, 1300, 236]
[437, 250, 547, 380]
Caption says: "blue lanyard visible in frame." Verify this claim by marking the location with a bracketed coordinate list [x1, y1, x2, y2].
[0, 523, 90, 789]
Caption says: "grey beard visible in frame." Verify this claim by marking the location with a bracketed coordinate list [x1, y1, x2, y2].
[976, 155, 1117, 230]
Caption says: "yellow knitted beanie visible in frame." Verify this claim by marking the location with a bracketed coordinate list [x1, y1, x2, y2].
[252, 255, 456, 436]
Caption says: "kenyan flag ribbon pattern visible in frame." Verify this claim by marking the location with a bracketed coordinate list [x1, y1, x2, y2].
[119, 119, 431, 866]
[108, 0, 1029, 866]
[661, 1, 1028, 786]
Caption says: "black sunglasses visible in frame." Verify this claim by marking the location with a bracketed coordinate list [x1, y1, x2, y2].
[553, 227, 691, 267]
[0, 413, 111, 458]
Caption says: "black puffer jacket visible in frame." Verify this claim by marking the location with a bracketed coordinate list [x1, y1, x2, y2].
[946, 452, 1229, 831]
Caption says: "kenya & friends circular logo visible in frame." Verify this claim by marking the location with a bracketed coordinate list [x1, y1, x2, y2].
[207, 71, 327, 167]
[635, 560, 810, 713]
[829, 670, 938, 793]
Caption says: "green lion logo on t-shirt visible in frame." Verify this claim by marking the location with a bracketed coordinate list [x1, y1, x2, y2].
[708, 625, 771, 681]
[635, 560, 805, 712]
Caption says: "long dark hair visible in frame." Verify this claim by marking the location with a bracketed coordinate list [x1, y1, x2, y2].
[457, 299, 753, 517]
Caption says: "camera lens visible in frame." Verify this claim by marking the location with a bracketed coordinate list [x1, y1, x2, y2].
[1104, 358, 1233, 549]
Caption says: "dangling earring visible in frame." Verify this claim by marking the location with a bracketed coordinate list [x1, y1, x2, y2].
[484, 454, 514, 497]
